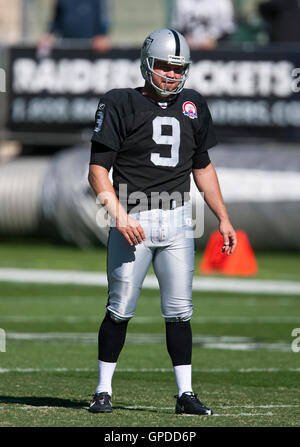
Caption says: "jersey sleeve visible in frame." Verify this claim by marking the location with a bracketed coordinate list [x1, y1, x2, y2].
[91, 95, 126, 151]
[195, 100, 218, 153]
[89, 141, 117, 171]
[192, 150, 211, 169]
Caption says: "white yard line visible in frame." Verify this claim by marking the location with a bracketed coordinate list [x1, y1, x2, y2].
[214, 405, 300, 408]
[3, 332, 292, 352]
[1, 367, 300, 374]
[0, 268, 300, 295]
[0, 404, 276, 417]
[211, 413, 274, 417]
[1, 402, 299, 411]
[0, 405, 84, 411]
[1, 315, 299, 324]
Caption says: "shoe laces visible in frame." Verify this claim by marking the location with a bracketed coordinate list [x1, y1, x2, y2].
[176, 392, 206, 406]
[92, 392, 110, 402]
[186, 392, 200, 401]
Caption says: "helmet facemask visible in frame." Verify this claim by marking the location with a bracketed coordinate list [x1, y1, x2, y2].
[144, 56, 190, 97]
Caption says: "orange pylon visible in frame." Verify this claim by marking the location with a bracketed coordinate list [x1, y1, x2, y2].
[199, 230, 258, 276]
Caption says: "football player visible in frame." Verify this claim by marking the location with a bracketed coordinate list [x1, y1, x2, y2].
[88, 28, 237, 415]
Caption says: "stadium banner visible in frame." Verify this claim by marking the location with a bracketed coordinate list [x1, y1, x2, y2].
[6, 45, 300, 143]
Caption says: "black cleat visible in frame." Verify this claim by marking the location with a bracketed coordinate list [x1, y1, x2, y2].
[175, 392, 213, 415]
[88, 392, 112, 413]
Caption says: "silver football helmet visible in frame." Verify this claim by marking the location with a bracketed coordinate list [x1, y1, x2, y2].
[140, 28, 191, 96]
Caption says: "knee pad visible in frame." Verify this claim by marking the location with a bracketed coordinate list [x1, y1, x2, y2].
[107, 310, 132, 324]
[164, 311, 193, 323]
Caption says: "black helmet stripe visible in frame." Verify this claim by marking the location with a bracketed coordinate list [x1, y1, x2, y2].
[169, 29, 180, 56]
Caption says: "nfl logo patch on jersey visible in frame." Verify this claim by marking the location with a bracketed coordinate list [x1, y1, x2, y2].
[182, 101, 198, 119]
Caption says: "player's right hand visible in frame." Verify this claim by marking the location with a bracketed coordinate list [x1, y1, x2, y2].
[116, 215, 146, 246]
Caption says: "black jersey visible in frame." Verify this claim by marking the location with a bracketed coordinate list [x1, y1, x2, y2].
[91, 87, 217, 211]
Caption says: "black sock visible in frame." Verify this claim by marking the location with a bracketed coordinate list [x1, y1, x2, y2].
[165, 320, 192, 366]
[98, 313, 129, 363]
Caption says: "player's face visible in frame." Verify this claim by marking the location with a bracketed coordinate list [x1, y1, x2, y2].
[152, 60, 185, 93]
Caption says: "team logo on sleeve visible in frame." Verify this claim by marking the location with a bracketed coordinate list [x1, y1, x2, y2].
[182, 101, 198, 119]
[94, 103, 105, 133]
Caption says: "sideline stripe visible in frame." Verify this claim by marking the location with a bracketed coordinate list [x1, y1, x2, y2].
[1, 268, 300, 295]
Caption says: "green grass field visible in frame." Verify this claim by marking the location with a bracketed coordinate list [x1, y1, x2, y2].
[0, 240, 300, 427]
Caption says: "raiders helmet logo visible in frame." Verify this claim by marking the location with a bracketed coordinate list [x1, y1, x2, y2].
[143, 37, 153, 52]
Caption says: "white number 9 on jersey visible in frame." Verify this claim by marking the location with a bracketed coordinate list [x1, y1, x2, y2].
[151, 116, 180, 167]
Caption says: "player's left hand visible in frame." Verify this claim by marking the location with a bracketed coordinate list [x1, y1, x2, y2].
[219, 220, 237, 256]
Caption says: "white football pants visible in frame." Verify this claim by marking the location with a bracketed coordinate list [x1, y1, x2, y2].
[106, 202, 195, 322]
